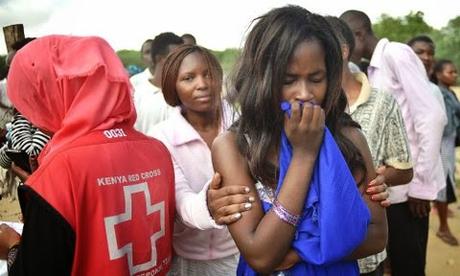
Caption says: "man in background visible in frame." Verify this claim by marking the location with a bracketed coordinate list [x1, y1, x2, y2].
[341, 10, 447, 276]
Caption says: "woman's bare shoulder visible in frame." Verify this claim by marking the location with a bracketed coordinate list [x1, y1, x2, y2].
[213, 130, 237, 150]
[212, 130, 253, 186]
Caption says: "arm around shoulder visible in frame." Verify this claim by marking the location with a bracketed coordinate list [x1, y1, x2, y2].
[212, 132, 305, 274]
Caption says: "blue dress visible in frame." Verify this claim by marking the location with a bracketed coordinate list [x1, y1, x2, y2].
[237, 102, 370, 275]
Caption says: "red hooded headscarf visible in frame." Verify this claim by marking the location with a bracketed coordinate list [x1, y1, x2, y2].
[7, 35, 136, 164]
[7, 35, 174, 276]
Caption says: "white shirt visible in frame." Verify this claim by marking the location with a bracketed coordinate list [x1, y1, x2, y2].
[148, 105, 237, 260]
[130, 69, 176, 134]
[129, 68, 153, 88]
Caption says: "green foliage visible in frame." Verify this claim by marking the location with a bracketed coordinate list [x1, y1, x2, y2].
[212, 48, 240, 74]
[116, 48, 241, 75]
[373, 11, 433, 43]
[431, 16, 460, 71]
[117, 50, 145, 69]
[373, 12, 460, 71]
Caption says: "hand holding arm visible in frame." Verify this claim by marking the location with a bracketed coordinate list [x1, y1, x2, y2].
[207, 172, 255, 225]
[212, 102, 325, 274]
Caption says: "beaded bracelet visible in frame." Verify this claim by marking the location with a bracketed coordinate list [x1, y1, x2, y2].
[7, 244, 19, 270]
[271, 199, 301, 227]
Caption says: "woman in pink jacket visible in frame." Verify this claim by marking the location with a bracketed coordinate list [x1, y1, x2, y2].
[149, 44, 240, 275]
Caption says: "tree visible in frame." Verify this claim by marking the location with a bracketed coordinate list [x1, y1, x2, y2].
[117, 50, 144, 69]
[373, 11, 459, 73]
[432, 16, 460, 71]
[373, 11, 434, 43]
[116, 48, 241, 75]
[211, 48, 240, 74]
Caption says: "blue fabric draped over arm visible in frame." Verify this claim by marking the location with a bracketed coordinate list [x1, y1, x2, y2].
[237, 102, 370, 276]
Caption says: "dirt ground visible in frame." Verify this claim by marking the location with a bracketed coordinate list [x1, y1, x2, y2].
[426, 195, 460, 276]
[1, 189, 459, 275]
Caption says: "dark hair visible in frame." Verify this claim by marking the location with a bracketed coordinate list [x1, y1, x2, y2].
[228, 5, 365, 185]
[150, 32, 183, 69]
[325, 16, 355, 60]
[162, 44, 223, 107]
[140, 39, 153, 52]
[431, 59, 453, 84]
[11, 37, 36, 51]
[181, 33, 197, 45]
[339, 10, 373, 35]
[407, 34, 435, 54]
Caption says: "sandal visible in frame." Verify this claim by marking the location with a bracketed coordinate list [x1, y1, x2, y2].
[436, 231, 459, 246]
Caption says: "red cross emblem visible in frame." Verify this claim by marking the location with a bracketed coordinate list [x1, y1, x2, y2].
[104, 182, 165, 275]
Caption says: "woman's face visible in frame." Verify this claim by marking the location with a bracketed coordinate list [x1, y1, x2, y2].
[176, 52, 218, 113]
[282, 39, 327, 106]
[437, 63, 458, 87]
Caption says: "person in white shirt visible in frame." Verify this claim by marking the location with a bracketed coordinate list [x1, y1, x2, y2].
[132, 33, 183, 134]
[341, 10, 447, 276]
[129, 39, 153, 88]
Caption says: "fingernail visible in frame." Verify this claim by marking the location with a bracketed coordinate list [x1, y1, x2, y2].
[371, 195, 377, 200]
[233, 213, 241, 219]
[244, 187, 250, 193]
[244, 203, 252, 209]
[366, 188, 373, 193]
[248, 196, 255, 202]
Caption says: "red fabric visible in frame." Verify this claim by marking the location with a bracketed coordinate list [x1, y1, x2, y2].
[7, 35, 175, 276]
[7, 35, 136, 164]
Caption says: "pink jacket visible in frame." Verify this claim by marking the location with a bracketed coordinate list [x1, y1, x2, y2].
[149, 106, 238, 260]
[368, 39, 447, 203]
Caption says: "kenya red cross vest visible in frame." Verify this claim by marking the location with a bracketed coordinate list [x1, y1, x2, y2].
[29, 124, 175, 276]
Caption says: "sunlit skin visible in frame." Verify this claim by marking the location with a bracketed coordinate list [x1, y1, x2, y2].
[282, 39, 327, 106]
[410, 41, 435, 74]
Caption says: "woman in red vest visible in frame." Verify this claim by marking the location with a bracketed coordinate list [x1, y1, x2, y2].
[0, 35, 176, 276]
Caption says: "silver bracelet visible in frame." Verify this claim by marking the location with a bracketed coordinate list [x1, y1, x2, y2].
[271, 199, 301, 227]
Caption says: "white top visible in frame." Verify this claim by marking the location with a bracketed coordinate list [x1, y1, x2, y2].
[149, 105, 238, 260]
[130, 70, 176, 134]
[129, 68, 153, 88]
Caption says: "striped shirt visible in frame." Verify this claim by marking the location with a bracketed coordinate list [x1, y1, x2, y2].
[0, 113, 50, 168]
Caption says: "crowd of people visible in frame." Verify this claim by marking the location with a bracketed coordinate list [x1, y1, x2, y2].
[0, 4, 458, 276]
